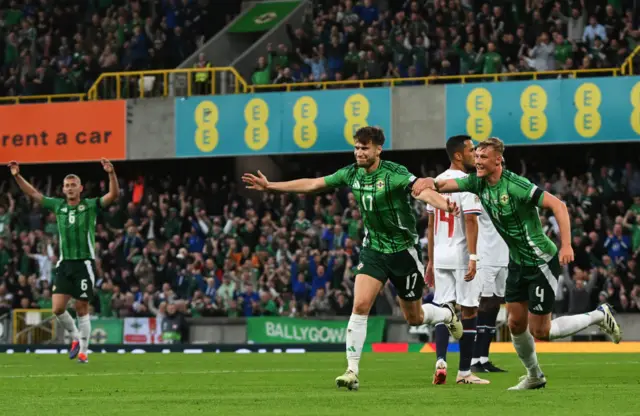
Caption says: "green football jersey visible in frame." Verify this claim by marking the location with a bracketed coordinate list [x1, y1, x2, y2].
[324, 160, 418, 254]
[42, 197, 101, 261]
[455, 170, 557, 267]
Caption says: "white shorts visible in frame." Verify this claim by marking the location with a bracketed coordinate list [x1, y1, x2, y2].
[432, 268, 480, 308]
[478, 266, 508, 298]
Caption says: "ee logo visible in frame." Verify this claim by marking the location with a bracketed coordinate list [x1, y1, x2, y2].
[465, 88, 492, 142]
[194, 101, 219, 152]
[520, 85, 548, 140]
[344, 94, 370, 145]
[293, 96, 318, 149]
[574, 83, 601, 138]
[245, 98, 269, 151]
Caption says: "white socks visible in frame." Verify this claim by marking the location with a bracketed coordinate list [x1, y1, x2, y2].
[56, 311, 79, 339]
[78, 315, 91, 354]
[549, 310, 604, 340]
[511, 330, 543, 378]
[346, 314, 368, 375]
[421, 304, 452, 324]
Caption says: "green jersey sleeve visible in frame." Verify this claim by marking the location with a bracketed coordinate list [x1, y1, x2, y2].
[324, 164, 356, 188]
[41, 197, 64, 212]
[389, 164, 417, 192]
[87, 197, 102, 211]
[510, 174, 544, 207]
[454, 173, 480, 194]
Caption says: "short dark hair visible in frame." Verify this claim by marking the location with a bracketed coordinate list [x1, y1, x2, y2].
[445, 135, 471, 161]
[354, 126, 385, 146]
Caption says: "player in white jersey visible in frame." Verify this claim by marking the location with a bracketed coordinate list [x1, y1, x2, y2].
[470, 208, 509, 374]
[426, 135, 489, 385]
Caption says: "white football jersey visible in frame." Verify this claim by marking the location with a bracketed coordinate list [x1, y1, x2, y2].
[427, 169, 482, 269]
[478, 209, 510, 267]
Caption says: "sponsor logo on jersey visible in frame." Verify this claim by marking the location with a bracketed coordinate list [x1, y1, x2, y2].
[376, 180, 384, 189]
[533, 304, 544, 312]
[500, 194, 509, 205]
[353, 180, 361, 189]
[60, 207, 67, 213]
[80, 293, 88, 298]
[357, 263, 364, 270]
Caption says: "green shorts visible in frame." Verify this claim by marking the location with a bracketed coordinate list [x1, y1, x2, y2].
[357, 246, 425, 301]
[53, 260, 97, 301]
[505, 254, 560, 315]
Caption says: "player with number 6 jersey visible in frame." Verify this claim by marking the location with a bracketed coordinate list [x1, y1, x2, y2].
[9, 159, 119, 364]
[242, 126, 464, 391]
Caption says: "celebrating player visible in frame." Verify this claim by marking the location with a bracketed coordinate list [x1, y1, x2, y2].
[470, 182, 509, 374]
[9, 159, 119, 363]
[242, 126, 463, 391]
[426, 135, 488, 385]
[412, 137, 621, 390]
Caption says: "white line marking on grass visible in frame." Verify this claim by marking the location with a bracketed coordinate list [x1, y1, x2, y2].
[0, 368, 313, 379]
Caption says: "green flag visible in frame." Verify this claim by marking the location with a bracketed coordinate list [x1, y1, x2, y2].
[246, 317, 386, 343]
[90, 318, 123, 344]
[228, 1, 300, 33]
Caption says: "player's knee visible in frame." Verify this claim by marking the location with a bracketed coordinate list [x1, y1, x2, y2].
[404, 313, 423, 326]
[460, 306, 478, 320]
[52, 306, 66, 316]
[508, 316, 527, 335]
[352, 301, 371, 316]
[529, 323, 550, 341]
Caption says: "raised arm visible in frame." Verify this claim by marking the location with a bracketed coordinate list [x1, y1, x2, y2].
[100, 158, 120, 207]
[8, 161, 43, 204]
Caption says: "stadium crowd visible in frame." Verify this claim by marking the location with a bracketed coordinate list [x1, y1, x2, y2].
[0, 0, 238, 97]
[251, 0, 640, 85]
[0, 147, 639, 322]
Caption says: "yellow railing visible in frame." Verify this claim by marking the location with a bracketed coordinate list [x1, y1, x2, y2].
[250, 67, 622, 92]
[0, 93, 85, 105]
[86, 66, 248, 100]
[2, 47, 640, 104]
[621, 45, 640, 75]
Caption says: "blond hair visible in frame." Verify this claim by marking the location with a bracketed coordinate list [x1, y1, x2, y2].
[64, 174, 82, 184]
[475, 137, 505, 155]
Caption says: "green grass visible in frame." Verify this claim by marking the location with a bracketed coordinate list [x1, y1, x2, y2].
[0, 352, 638, 415]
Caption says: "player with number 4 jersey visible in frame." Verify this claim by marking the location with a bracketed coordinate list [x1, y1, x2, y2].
[412, 138, 622, 391]
[9, 159, 119, 364]
[242, 127, 464, 391]
[426, 136, 488, 385]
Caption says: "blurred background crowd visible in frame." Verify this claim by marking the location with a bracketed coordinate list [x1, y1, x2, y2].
[1, 144, 639, 322]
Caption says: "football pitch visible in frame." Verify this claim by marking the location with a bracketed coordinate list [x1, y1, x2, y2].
[1, 352, 638, 415]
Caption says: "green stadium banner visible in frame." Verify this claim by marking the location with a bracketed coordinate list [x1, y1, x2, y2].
[90, 318, 123, 344]
[247, 317, 386, 344]
[228, 1, 300, 33]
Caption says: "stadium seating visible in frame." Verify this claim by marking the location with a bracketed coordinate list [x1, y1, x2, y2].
[0, 0, 240, 98]
[249, 0, 640, 88]
[1, 147, 639, 319]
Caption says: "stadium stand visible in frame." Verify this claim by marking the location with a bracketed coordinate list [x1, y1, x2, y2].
[1, 145, 639, 321]
[249, 0, 640, 88]
[0, 0, 240, 98]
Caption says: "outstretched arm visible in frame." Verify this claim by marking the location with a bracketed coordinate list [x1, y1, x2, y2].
[411, 177, 461, 197]
[8, 161, 43, 204]
[242, 170, 328, 194]
[414, 188, 459, 214]
[100, 158, 120, 207]
[541, 191, 574, 265]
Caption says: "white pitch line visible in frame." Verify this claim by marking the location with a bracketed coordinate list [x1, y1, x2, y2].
[1, 361, 639, 380]
[0, 368, 313, 379]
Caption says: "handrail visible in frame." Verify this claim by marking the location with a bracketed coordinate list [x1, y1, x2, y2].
[250, 67, 621, 92]
[621, 45, 640, 75]
[0, 93, 85, 104]
[2, 48, 640, 104]
[86, 66, 248, 100]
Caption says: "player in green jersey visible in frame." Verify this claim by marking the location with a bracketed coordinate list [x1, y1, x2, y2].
[9, 158, 119, 363]
[242, 126, 464, 391]
[412, 138, 622, 390]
